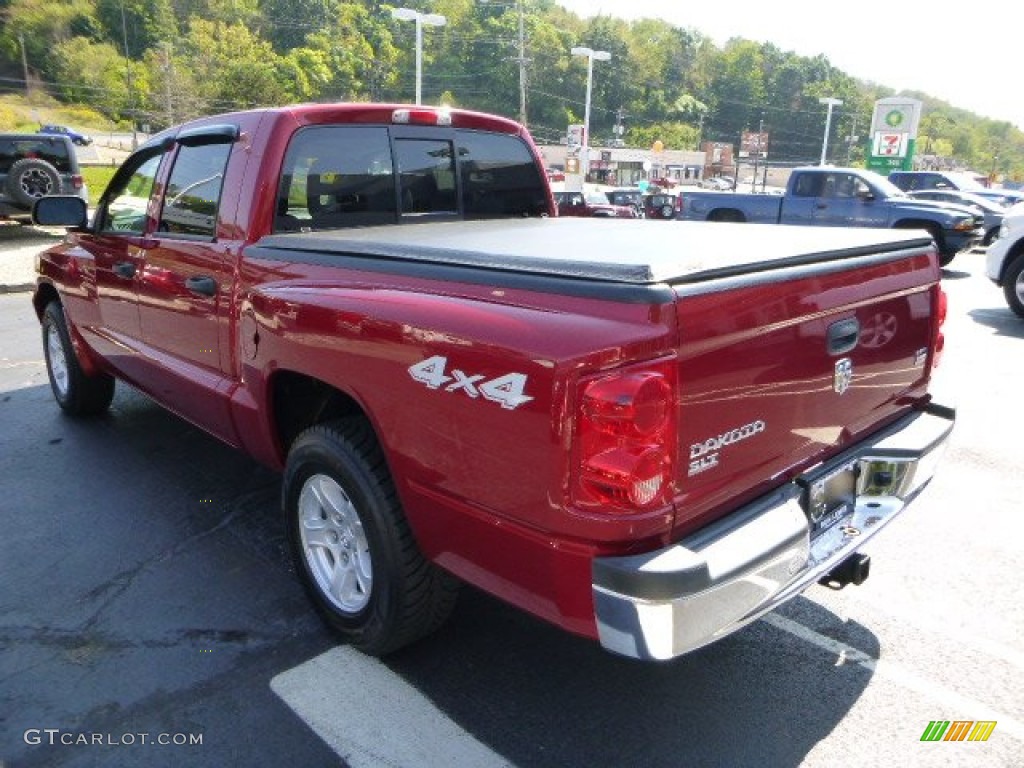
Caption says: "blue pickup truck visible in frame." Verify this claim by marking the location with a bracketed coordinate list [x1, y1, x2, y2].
[678, 166, 983, 266]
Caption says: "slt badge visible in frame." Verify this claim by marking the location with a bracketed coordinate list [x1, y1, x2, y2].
[834, 358, 853, 395]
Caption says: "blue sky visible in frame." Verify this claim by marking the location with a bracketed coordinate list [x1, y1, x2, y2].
[555, 1, 1022, 130]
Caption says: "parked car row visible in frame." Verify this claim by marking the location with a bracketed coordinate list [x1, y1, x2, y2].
[907, 189, 1006, 244]
[888, 170, 1024, 207]
[886, 170, 1024, 318]
[554, 188, 688, 221]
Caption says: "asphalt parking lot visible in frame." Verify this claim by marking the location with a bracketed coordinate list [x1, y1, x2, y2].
[0, 239, 1021, 767]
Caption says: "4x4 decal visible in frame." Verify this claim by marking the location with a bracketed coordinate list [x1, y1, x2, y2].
[408, 355, 533, 410]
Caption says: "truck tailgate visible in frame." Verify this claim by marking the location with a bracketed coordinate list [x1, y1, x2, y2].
[670, 241, 940, 535]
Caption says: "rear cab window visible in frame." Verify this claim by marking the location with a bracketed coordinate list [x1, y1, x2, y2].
[457, 130, 548, 219]
[274, 125, 548, 233]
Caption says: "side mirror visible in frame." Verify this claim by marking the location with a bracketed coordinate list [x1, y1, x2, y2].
[32, 195, 88, 228]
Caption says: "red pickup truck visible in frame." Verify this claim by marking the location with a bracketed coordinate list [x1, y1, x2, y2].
[32, 103, 954, 661]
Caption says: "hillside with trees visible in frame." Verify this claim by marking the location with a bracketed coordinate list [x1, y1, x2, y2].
[1, 0, 1021, 179]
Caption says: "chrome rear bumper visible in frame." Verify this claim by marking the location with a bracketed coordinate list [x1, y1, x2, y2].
[592, 404, 955, 661]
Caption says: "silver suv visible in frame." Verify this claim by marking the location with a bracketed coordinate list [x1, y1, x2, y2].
[0, 133, 88, 221]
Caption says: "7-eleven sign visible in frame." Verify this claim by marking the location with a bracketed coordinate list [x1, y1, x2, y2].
[873, 131, 908, 158]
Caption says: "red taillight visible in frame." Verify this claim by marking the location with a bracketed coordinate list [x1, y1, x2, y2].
[933, 286, 947, 369]
[71, 174, 83, 190]
[392, 108, 452, 126]
[573, 362, 677, 513]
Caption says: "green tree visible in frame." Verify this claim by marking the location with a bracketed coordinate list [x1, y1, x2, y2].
[141, 41, 201, 128]
[303, 2, 396, 101]
[0, 0, 98, 83]
[628, 121, 697, 151]
[94, 0, 176, 59]
[182, 18, 296, 112]
[260, 0, 338, 52]
[52, 36, 138, 119]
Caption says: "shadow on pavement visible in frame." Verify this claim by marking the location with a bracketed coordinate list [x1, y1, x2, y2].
[969, 306, 1024, 338]
[388, 587, 877, 767]
[940, 267, 971, 280]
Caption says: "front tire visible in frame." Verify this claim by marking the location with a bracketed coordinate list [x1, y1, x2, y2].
[42, 301, 115, 416]
[1003, 252, 1024, 319]
[284, 418, 459, 655]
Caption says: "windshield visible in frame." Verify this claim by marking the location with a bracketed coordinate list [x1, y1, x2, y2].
[944, 172, 986, 190]
[585, 192, 610, 205]
[863, 170, 909, 197]
[958, 192, 1001, 210]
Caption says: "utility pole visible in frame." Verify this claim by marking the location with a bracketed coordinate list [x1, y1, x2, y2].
[511, 0, 530, 126]
[613, 107, 625, 146]
[846, 114, 860, 164]
[120, 4, 138, 149]
[162, 42, 174, 128]
[751, 116, 763, 193]
[18, 35, 30, 96]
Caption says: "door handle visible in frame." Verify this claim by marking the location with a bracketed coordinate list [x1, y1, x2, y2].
[185, 275, 217, 297]
[827, 318, 861, 355]
[113, 261, 136, 279]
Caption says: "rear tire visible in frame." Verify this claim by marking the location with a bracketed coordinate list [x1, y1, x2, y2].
[284, 417, 459, 656]
[42, 301, 115, 416]
[1002, 252, 1024, 319]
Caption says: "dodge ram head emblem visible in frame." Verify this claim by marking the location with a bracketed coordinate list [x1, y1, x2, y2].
[833, 358, 853, 395]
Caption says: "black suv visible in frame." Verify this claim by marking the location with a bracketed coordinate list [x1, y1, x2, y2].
[0, 133, 88, 220]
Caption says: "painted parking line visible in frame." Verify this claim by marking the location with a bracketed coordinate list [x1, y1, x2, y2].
[273, 615, 1022, 764]
[270, 646, 511, 768]
[831, 590, 1024, 672]
[762, 613, 1024, 742]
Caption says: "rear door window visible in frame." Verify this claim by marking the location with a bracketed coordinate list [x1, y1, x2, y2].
[276, 126, 396, 232]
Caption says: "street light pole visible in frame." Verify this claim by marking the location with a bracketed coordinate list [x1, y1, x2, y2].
[392, 7, 447, 105]
[570, 46, 611, 181]
[818, 96, 843, 165]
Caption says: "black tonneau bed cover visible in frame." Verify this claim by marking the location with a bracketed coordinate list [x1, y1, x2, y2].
[254, 219, 934, 285]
